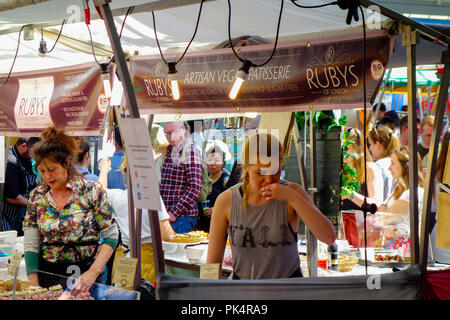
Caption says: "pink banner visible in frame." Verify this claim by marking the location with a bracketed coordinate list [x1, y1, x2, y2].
[130, 31, 394, 114]
[0, 62, 113, 136]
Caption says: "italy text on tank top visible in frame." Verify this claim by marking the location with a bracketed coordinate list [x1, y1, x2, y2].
[228, 183, 301, 280]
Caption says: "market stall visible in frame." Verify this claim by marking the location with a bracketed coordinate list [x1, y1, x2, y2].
[0, 0, 449, 301]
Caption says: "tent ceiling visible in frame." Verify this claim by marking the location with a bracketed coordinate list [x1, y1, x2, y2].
[0, 0, 366, 73]
[375, 0, 450, 16]
[0, 0, 447, 74]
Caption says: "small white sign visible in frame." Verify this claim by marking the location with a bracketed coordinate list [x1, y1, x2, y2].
[120, 118, 161, 211]
[14, 77, 54, 129]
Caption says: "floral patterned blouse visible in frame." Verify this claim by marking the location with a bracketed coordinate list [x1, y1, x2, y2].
[23, 176, 117, 263]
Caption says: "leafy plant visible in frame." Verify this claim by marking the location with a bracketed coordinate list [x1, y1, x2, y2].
[295, 110, 360, 197]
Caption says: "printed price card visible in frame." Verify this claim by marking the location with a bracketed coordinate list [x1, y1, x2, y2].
[112, 256, 138, 289]
[7, 251, 22, 276]
[200, 263, 220, 280]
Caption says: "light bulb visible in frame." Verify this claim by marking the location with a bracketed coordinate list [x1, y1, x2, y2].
[228, 60, 252, 100]
[100, 63, 111, 98]
[170, 77, 180, 100]
[168, 62, 180, 101]
[229, 76, 245, 100]
[102, 77, 112, 98]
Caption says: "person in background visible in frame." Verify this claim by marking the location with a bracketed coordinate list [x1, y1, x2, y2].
[160, 121, 203, 233]
[430, 130, 450, 264]
[190, 120, 205, 155]
[418, 115, 435, 161]
[225, 124, 259, 189]
[207, 133, 336, 279]
[378, 110, 400, 133]
[196, 141, 231, 232]
[98, 156, 175, 283]
[340, 128, 385, 247]
[1, 137, 40, 236]
[150, 124, 169, 183]
[377, 147, 424, 219]
[23, 126, 118, 295]
[97, 125, 126, 190]
[399, 115, 422, 147]
[372, 103, 386, 123]
[74, 137, 98, 182]
[367, 124, 400, 201]
[353, 147, 424, 243]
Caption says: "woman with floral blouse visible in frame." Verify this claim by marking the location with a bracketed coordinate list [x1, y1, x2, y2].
[23, 126, 118, 296]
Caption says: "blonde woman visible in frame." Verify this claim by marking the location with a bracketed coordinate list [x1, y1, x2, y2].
[379, 147, 425, 215]
[341, 128, 385, 209]
[366, 124, 400, 201]
[340, 127, 385, 247]
[206, 133, 336, 279]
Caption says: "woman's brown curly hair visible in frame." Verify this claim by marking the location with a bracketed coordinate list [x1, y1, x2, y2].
[32, 126, 81, 179]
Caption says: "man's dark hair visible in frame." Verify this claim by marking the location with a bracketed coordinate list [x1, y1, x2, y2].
[16, 137, 41, 147]
[206, 146, 226, 163]
[372, 103, 386, 113]
[399, 115, 420, 130]
[379, 110, 400, 128]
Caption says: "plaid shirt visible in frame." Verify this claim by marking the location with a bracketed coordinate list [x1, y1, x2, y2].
[160, 139, 202, 218]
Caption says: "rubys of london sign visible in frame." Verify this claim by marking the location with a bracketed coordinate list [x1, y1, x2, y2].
[0, 62, 112, 136]
[130, 30, 394, 114]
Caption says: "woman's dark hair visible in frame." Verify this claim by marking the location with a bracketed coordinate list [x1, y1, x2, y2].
[206, 146, 226, 163]
[75, 138, 90, 164]
[33, 126, 81, 179]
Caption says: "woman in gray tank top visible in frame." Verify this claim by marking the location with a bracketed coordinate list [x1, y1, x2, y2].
[206, 133, 336, 280]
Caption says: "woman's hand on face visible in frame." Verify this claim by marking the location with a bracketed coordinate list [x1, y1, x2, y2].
[98, 158, 111, 173]
[260, 182, 292, 202]
[70, 269, 98, 297]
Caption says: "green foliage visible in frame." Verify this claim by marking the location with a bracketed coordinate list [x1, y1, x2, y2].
[295, 111, 359, 198]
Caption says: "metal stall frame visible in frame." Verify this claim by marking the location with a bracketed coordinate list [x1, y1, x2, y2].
[2, 0, 446, 298]
[361, 0, 450, 275]
[95, 0, 450, 296]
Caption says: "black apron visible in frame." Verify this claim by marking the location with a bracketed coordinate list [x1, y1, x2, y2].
[38, 240, 101, 289]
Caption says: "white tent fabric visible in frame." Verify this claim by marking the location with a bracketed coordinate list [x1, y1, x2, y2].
[0, 0, 369, 73]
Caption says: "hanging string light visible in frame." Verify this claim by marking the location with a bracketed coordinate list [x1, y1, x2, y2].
[227, 0, 284, 100]
[152, 0, 205, 101]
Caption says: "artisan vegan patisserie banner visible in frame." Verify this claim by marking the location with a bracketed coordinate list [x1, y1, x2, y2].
[0, 62, 113, 136]
[130, 30, 394, 114]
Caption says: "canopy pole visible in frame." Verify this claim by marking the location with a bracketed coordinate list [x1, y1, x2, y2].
[306, 110, 318, 277]
[292, 113, 308, 189]
[402, 24, 420, 266]
[96, 0, 147, 291]
[419, 49, 450, 273]
[374, 68, 391, 119]
[145, 112, 166, 279]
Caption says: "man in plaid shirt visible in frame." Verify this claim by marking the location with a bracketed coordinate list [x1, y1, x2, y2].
[160, 121, 203, 233]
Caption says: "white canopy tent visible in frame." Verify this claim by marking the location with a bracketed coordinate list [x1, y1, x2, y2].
[0, 0, 374, 74]
[1, 0, 449, 301]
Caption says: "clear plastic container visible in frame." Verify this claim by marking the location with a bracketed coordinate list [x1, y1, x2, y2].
[0, 231, 17, 255]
